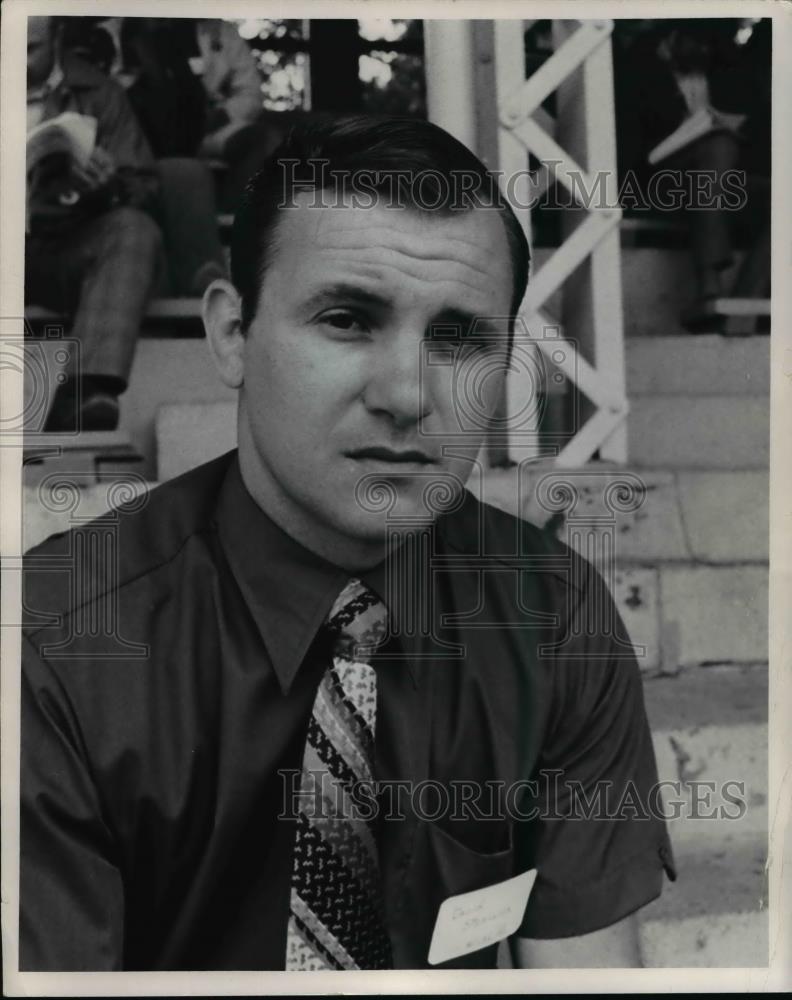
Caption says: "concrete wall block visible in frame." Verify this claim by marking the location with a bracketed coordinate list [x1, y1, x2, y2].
[156, 401, 237, 483]
[613, 567, 661, 672]
[478, 466, 690, 563]
[642, 664, 768, 732]
[678, 471, 769, 563]
[628, 396, 769, 469]
[621, 248, 696, 338]
[659, 565, 768, 665]
[640, 832, 767, 922]
[122, 339, 237, 477]
[626, 335, 770, 397]
[651, 723, 767, 843]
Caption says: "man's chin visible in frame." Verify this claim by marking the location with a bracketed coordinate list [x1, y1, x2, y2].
[343, 481, 463, 535]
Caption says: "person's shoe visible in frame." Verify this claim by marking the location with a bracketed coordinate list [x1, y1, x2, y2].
[79, 391, 120, 432]
[42, 382, 120, 433]
[680, 298, 724, 333]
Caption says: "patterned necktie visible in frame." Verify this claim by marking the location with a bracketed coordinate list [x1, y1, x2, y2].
[285, 578, 393, 971]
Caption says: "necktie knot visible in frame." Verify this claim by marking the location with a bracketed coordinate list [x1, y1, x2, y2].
[325, 578, 388, 662]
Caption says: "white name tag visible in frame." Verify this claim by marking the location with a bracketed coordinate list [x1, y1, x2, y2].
[427, 868, 538, 966]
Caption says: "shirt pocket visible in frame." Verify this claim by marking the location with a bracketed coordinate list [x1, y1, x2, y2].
[392, 818, 516, 969]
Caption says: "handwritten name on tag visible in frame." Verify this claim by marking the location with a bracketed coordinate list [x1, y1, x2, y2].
[427, 868, 537, 966]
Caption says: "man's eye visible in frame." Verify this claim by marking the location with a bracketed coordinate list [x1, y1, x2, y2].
[320, 311, 368, 334]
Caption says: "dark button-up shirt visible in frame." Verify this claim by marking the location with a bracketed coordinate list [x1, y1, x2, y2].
[21, 451, 675, 971]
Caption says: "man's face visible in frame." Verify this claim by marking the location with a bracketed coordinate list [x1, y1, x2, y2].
[27, 17, 56, 88]
[236, 193, 514, 558]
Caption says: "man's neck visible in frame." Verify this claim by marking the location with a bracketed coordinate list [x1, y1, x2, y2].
[237, 450, 403, 574]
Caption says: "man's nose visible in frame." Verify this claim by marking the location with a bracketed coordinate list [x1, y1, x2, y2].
[363, 329, 432, 428]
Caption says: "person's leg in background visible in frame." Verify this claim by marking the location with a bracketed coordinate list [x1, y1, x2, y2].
[679, 130, 741, 329]
[214, 113, 296, 214]
[154, 158, 227, 296]
[30, 206, 165, 432]
[723, 174, 771, 335]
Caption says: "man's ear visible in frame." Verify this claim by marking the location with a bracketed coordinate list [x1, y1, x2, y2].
[203, 279, 246, 389]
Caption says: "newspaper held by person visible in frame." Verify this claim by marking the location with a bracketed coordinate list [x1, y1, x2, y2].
[26, 110, 97, 174]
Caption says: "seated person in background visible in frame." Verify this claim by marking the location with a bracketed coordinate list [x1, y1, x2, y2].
[192, 18, 264, 160]
[107, 17, 267, 213]
[26, 15, 163, 433]
[131, 16, 277, 214]
[60, 16, 228, 297]
[615, 18, 770, 331]
[172, 17, 270, 214]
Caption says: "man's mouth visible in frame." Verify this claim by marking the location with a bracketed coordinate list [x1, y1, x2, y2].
[345, 446, 435, 465]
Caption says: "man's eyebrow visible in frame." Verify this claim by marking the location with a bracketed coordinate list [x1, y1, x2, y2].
[430, 309, 499, 333]
[301, 284, 392, 312]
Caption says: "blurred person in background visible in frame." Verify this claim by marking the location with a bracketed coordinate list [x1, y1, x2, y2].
[61, 16, 229, 297]
[71, 17, 267, 213]
[26, 15, 163, 432]
[614, 18, 770, 331]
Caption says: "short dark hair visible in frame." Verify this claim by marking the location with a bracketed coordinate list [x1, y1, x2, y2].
[230, 114, 530, 332]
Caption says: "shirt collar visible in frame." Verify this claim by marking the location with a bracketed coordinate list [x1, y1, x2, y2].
[215, 454, 421, 695]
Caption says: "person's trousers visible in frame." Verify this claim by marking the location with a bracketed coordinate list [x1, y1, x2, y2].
[213, 115, 295, 213]
[669, 131, 741, 296]
[25, 207, 164, 385]
[154, 158, 226, 295]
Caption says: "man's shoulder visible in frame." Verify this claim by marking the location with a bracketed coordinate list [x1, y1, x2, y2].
[23, 452, 236, 638]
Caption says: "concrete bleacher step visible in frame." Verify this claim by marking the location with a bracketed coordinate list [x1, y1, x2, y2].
[623, 334, 769, 472]
[640, 911, 767, 968]
[478, 463, 768, 672]
[618, 247, 762, 338]
[627, 395, 769, 469]
[638, 665, 768, 967]
[626, 334, 769, 397]
[625, 333, 769, 470]
[156, 399, 237, 484]
[20, 338, 237, 479]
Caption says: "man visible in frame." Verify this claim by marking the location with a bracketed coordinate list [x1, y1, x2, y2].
[21, 116, 675, 971]
[26, 16, 162, 432]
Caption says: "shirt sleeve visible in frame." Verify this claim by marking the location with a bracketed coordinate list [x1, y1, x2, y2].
[20, 633, 125, 970]
[515, 558, 677, 939]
